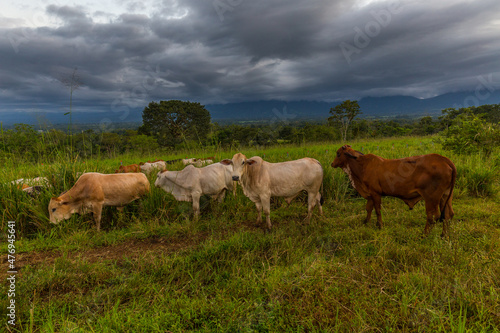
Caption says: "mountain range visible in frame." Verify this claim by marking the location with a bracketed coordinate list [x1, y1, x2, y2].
[1, 91, 499, 127]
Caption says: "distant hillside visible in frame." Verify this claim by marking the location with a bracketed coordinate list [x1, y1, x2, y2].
[2, 91, 499, 126]
[207, 91, 500, 121]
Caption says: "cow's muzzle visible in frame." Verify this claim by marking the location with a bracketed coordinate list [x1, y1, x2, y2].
[232, 176, 240, 181]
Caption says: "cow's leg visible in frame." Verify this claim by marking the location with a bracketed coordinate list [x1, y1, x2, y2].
[365, 198, 374, 224]
[306, 191, 318, 222]
[255, 200, 263, 225]
[316, 192, 323, 216]
[217, 189, 226, 203]
[93, 204, 103, 232]
[372, 195, 383, 229]
[439, 192, 454, 238]
[262, 196, 272, 230]
[424, 198, 440, 236]
[192, 194, 201, 218]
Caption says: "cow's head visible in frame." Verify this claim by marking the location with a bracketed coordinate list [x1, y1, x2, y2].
[154, 169, 168, 188]
[331, 145, 362, 168]
[220, 153, 257, 182]
[48, 197, 73, 224]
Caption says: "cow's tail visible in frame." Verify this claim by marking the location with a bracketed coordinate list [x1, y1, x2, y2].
[320, 181, 325, 205]
[440, 159, 457, 221]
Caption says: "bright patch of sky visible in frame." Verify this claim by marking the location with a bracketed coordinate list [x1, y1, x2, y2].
[1, 0, 170, 27]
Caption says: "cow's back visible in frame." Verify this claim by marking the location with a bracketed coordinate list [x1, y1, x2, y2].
[198, 163, 231, 194]
[76, 173, 149, 205]
[264, 158, 323, 196]
[359, 153, 455, 196]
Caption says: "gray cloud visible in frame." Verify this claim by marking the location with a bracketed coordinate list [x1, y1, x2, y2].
[1, 0, 500, 118]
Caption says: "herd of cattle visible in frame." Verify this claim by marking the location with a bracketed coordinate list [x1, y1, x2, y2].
[14, 146, 458, 236]
[114, 157, 215, 175]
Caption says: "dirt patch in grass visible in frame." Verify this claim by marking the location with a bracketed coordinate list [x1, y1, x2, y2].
[0, 233, 208, 280]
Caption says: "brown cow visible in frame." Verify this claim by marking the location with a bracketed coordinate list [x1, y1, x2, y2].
[115, 164, 140, 173]
[331, 145, 456, 237]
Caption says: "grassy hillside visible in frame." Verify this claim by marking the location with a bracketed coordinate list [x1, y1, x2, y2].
[1, 136, 499, 332]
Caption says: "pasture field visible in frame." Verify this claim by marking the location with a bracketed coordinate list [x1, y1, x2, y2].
[1, 136, 500, 332]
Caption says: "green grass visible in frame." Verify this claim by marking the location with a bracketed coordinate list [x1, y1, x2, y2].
[1, 136, 500, 332]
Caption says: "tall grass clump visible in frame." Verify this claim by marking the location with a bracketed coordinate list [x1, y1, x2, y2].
[455, 154, 499, 198]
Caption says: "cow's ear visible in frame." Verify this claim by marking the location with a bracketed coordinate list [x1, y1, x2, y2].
[245, 159, 256, 165]
[61, 201, 69, 205]
[342, 145, 351, 150]
[220, 159, 233, 165]
[345, 152, 357, 159]
[51, 197, 61, 202]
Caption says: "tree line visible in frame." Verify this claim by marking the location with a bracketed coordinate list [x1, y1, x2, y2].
[1, 101, 498, 164]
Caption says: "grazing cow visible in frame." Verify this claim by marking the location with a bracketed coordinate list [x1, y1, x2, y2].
[10, 177, 51, 194]
[221, 154, 323, 230]
[182, 158, 195, 166]
[140, 161, 167, 175]
[49, 173, 150, 231]
[155, 163, 234, 217]
[11, 176, 50, 188]
[115, 164, 140, 173]
[22, 185, 46, 197]
[331, 145, 456, 237]
[182, 157, 215, 167]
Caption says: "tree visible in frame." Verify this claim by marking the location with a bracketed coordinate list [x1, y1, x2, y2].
[413, 116, 437, 135]
[328, 100, 362, 142]
[140, 100, 211, 148]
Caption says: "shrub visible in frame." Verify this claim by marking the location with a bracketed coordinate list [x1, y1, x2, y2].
[438, 111, 500, 157]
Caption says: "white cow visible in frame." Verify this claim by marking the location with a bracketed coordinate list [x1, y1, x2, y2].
[140, 161, 167, 175]
[155, 163, 234, 217]
[182, 158, 213, 167]
[221, 153, 323, 230]
[11, 176, 50, 187]
[182, 158, 196, 166]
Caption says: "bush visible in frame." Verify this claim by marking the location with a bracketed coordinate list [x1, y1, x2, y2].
[438, 112, 500, 157]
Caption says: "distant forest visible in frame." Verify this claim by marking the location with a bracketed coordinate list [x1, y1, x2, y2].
[1, 103, 498, 164]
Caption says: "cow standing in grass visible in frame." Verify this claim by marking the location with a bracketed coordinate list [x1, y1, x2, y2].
[331, 145, 456, 237]
[221, 153, 323, 230]
[155, 163, 234, 217]
[49, 173, 150, 231]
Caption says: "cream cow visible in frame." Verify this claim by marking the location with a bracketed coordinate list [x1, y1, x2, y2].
[221, 153, 323, 230]
[49, 173, 150, 231]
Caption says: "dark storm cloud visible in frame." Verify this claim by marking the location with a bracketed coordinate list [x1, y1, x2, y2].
[1, 0, 500, 116]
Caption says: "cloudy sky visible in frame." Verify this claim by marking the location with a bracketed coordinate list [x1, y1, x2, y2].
[1, 0, 500, 116]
